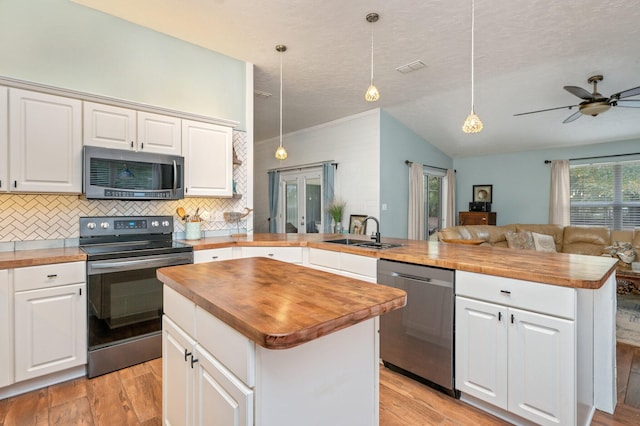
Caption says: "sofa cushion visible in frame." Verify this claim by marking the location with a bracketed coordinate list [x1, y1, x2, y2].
[633, 230, 640, 252]
[465, 225, 516, 248]
[505, 231, 535, 250]
[532, 232, 557, 252]
[562, 226, 610, 256]
[515, 224, 565, 252]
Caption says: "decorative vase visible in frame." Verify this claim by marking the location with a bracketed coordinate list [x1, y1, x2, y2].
[334, 221, 343, 234]
[185, 221, 201, 240]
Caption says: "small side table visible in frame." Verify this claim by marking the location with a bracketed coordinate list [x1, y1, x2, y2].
[616, 265, 640, 294]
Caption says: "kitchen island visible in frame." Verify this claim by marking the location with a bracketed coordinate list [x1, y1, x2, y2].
[157, 256, 406, 426]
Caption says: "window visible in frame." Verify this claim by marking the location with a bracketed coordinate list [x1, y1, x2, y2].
[570, 160, 640, 230]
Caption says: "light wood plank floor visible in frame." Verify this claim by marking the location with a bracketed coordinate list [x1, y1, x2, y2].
[2, 344, 640, 425]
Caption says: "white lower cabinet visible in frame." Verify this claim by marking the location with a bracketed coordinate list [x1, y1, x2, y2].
[306, 248, 377, 282]
[0, 269, 11, 388]
[193, 248, 235, 264]
[455, 271, 577, 426]
[240, 246, 302, 264]
[13, 262, 87, 382]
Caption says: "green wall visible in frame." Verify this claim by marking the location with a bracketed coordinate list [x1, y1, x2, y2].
[0, 0, 246, 129]
[380, 111, 453, 238]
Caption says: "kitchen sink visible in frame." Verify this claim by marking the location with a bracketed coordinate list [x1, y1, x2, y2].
[323, 239, 402, 250]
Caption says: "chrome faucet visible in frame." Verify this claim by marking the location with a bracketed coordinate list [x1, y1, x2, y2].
[362, 216, 381, 244]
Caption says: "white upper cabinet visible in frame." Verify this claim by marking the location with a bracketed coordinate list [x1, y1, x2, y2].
[137, 111, 182, 155]
[84, 102, 181, 155]
[182, 119, 233, 197]
[8, 88, 82, 193]
[0, 87, 7, 192]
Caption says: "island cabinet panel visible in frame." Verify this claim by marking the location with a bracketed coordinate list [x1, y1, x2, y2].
[455, 271, 578, 426]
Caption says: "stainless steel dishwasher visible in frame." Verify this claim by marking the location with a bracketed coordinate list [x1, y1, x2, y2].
[377, 259, 457, 397]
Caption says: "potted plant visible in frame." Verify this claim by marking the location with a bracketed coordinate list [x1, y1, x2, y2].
[326, 199, 346, 233]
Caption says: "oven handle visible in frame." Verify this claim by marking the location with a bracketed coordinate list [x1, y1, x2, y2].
[87, 253, 193, 275]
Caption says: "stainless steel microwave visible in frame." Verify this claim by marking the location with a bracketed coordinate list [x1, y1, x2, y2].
[83, 146, 184, 200]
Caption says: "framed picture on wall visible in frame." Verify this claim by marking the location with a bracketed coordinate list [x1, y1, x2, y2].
[472, 185, 493, 203]
[349, 215, 368, 235]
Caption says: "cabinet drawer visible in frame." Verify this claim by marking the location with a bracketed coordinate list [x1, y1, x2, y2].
[308, 248, 340, 269]
[241, 246, 302, 264]
[196, 307, 255, 387]
[164, 286, 196, 337]
[194, 248, 234, 264]
[14, 262, 85, 292]
[456, 270, 576, 319]
[341, 253, 377, 279]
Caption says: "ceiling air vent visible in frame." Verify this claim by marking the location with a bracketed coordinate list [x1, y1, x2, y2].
[396, 60, 426, 74]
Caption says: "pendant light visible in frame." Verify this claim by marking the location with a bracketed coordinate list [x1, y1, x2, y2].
[274, 44, 288, 160]
[462, 0, 483, 133]
[365, 12, 380, 102]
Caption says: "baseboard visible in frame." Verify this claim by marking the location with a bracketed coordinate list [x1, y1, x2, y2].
[0, 365, 86, 399]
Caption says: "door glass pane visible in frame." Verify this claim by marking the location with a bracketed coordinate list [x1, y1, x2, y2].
[285, 180, 299, 233]
[305, 177, 321, 233]
[424, 174, 443, 240]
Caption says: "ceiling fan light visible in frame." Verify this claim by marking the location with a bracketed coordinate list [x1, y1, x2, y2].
[463, 112, 483, 133]
[275, 145, 288, 160]
[579, 101, 611, 116]
[365, 83, 380, 102]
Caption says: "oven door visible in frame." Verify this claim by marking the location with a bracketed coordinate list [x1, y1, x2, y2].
[87, 252, 192, 351]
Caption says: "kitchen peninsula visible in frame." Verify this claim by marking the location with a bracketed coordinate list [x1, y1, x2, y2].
[157, 256, 406, 425]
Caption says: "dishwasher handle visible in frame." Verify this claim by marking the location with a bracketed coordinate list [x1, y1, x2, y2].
[389, 271, 453, 288]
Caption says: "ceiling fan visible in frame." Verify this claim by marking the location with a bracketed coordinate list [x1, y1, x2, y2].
[514, 75, 640, 123]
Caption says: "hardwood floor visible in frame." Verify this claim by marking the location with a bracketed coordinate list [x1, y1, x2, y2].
[2, 344, 640, 425]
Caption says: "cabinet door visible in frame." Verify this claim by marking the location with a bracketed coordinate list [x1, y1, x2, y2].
[137, 111, 181, 155]
[14, 283, 86, 381]
[455, 296, 508, 409]
[194, 345, 253, 426]
[182, 120, 233, 197]
[0, 86, 7, 192]
[163, 316, 196, 426]
[0, 269, 11, 387]
[508, 307, 575, 426]
[9, 89, 82, 193]
[83, 101, 136, 150]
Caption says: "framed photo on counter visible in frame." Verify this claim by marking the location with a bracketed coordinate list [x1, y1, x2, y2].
[349, 215, 368, 235]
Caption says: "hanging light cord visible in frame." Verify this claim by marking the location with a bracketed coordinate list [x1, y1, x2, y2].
[279, 50, 283, 148]
[470, 0, 476, 112]
[370, 27, 374, 84]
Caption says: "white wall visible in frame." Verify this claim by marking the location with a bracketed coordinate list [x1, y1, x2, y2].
[254, 110, 380, 233]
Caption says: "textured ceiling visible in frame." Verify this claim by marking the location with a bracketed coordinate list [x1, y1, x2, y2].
[73, 0, 640, 158]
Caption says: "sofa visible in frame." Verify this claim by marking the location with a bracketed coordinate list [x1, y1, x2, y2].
[438, 223, 640, 262]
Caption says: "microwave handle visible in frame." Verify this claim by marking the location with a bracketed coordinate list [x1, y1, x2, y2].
[173, 160, 177, 195]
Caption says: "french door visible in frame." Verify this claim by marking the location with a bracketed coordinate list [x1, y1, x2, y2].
[278, 169, 322, 233]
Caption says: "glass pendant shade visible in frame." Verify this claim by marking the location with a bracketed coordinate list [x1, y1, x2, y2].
[365, 83, 380, 102]
[275, 145, 288, 160]
[462, 110, 483, 133]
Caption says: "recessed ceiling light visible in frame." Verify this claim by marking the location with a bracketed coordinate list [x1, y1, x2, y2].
[254, 90, 272, 98]
[396, 60, 426, 74]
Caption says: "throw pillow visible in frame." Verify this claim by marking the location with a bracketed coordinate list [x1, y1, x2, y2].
[532, 232, 557, 252]
[505, 231, 535, 250]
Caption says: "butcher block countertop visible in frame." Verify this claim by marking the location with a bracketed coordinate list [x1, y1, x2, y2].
[0, 247, 85, 269]
[185, 233, 618, 290]
[157, 257, 407, 349]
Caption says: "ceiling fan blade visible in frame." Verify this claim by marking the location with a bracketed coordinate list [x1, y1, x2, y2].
[612, 85, 640, 100]
[564, 85, 594, 100]
[514, 105, 577, 116]
[562, 110, 582, 123]
[614, 99, 640, 108]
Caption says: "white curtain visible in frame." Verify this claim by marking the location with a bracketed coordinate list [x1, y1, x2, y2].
[408, 163, 425, 239]
[549, 160, 570, 225]
[445, 169, 456, 228]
